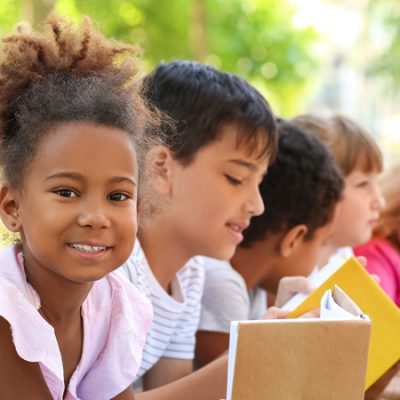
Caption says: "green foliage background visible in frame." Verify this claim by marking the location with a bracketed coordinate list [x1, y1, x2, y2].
[0, 0, 319, 116]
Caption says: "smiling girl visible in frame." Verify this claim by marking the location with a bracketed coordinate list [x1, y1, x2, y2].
[0, 14, 153, 399]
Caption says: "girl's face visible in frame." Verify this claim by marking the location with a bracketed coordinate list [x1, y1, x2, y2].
[160, 124, 269, 261]
[330, 168, 385, 249]
[5, 122, 138, 285]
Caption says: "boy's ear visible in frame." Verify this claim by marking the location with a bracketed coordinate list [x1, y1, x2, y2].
[0, 185, 22, 232]
[280, 224, 308, 257]
[146, 145, 175, 196]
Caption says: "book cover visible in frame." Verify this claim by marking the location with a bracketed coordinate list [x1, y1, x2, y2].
[286, 256, 400, 389]
[226, 287, 371, 400]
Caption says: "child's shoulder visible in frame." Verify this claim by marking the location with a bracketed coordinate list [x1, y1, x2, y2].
[0, 246, 57, 375]
[355, 239, 400, 266]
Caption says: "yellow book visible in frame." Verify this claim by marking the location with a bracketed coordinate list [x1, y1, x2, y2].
[287, 256, 400, 389]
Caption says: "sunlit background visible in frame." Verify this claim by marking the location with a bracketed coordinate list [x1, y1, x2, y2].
[1, 0, 399, 161]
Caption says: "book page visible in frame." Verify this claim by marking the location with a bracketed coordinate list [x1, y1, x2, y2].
[321, 286, 369, 320]
[227, 321, 239, 400]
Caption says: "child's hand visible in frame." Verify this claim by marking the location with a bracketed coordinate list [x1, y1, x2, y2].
[261, 306, 290, 320]
[261, 305, 319, 320]
[274, 276, 315, 307]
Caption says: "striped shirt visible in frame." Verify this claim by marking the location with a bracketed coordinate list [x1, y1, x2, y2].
[120, 240, 205, 381]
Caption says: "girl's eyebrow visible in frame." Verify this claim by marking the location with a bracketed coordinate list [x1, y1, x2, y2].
[45, 172, 82, 181]
[45, 172, 137, 186]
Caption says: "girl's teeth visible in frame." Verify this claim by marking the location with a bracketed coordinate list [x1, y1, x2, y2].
[72, 244, 106, 253]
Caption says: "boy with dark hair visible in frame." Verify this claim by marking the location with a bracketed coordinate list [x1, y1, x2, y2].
[196, 120, 344, 367]
[120, 60, 277, 391]
[142, 60, 276, 165]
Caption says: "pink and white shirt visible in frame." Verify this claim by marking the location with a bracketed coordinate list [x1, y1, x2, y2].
[0, 245, 152, 399]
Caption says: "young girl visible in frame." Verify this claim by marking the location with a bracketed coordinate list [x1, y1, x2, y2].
[0, 14, 153, 399]
[354, 159, 400, 306]
[291, 113, 399, 400]
[292, 113, 385, 263]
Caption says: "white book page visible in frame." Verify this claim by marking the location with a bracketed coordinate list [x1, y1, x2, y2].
[320, 285, 369, 320]
[226, 321, 239, 400]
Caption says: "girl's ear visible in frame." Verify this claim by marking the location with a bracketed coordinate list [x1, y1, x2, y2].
[0, 185, 22, 232]
[146, 145, 175, 197]
[280, 224, 308, 257]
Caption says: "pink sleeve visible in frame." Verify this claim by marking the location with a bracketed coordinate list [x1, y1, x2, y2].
[354, 240, 400, 307]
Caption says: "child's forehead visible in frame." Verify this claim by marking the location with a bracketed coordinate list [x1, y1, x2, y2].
[345, 161, 382, 179]
[212, 123, 272, 161]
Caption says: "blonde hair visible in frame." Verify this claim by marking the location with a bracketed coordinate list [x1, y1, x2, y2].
[374, 159, 400, 250]
[292, 113, 383, 176]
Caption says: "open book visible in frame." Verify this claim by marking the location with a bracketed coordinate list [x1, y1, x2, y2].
[282, 256, 400, 389]
[226, 286, 371, 400]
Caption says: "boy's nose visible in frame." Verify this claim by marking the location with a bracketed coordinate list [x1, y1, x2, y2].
[246, 187, 265, 217]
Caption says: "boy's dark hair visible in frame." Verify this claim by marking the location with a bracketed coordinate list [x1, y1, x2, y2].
[241, 120, 344, 247]
[142, 60, 278, 164]
[0, 14, 156, 188]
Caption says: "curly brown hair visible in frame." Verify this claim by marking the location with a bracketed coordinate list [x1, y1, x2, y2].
[0, 13, 156, 187]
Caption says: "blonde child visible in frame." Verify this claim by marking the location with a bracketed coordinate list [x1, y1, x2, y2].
[355, 159, 400, 306]
[292, 113, 385, 263]
[0, 15, 153, 399]
[292, 113, 400, 400]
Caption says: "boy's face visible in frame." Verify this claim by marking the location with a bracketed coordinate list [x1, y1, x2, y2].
[168, 124, 269, 260]
[329, 168, 385, 249]
[260, 216, 337, 294]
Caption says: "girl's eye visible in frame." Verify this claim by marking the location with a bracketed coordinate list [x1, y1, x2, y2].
[55, 189, 77, 198]
[356, 181, 369, 188]
[108, 192, 129, 201]
[225, 175, 243, 186]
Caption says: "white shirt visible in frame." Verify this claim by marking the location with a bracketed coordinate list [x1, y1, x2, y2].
[198, 257, 267, 334]
[120, 241, 205, 381]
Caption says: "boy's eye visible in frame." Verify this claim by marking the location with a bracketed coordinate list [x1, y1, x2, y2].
[55, 189, 77, 198]
[225, 175, 243, 186]
[108, 192, 129, 201]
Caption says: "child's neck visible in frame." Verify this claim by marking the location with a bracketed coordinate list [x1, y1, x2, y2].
[24, 261, 91, 325]
[138, 223, 194, 292]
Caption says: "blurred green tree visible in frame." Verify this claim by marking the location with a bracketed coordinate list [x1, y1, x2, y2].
[0, 0, 319, 115]
[367, 0, 400, 91]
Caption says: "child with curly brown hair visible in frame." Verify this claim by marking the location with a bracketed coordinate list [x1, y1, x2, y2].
[0, 14, 155, 399]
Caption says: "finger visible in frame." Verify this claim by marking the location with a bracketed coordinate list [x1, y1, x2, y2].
[356, 256, 367, 267]
[300, 308, 320, 318]
[262, 307, 290, 320]
[369, 274, 381, 284]
[275, 276, 315, 307]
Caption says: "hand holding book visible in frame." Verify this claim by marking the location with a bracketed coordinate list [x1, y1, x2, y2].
[226, 285, 371, 400]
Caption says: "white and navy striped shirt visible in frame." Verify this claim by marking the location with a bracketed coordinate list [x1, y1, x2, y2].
[120, 240, 205, 381]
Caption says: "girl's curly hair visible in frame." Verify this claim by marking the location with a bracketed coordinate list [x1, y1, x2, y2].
[0, 13, 157, 187]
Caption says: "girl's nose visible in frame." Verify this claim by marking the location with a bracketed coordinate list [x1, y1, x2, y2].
[372, 183, 386, 211]
[77, 204, 111, 229]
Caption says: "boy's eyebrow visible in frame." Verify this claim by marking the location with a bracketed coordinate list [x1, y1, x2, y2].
[45, 172, 137, 186]
[227, 159, 258, 171]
